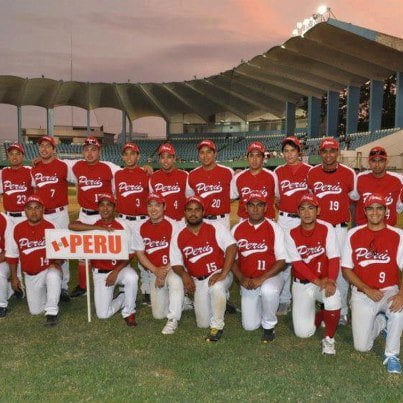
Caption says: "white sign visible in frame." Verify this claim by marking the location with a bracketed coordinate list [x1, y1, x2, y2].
[45, 229, 129, 260]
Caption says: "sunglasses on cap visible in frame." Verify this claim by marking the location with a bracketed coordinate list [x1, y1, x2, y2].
[369, 149, 387, 157]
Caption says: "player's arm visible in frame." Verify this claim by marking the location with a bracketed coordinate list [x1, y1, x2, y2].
[209, 243, 237, 286]
[68, 221, 114, 232]
[105, 259, 130, 287]
[172, 264, 195, 293]
[231, 260, 249, 288]
[342, 267, 383, 302]
[136, 250, 169, 280]
[248, 259, 286, 289]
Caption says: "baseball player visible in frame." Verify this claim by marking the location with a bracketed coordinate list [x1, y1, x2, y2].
[0, 212, 10, 318]
[69, 193, 138, 326]
[132, 193, 184, 334]
[188, 140, 234, 229]
[351, 146, 402, 226]
[231, 141, 278, 221]
[31, 136, 73, 301]
[231, 191, 286, 343]
[275, 136, 311, 315]
[307, 137, 356, 325]
[6, 195, 63, 326]
[170, 196, 237, 342]
[341, 193, 403, 374]
[285, 193, 341, 355]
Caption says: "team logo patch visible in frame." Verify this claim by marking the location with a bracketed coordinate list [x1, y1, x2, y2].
[355, 247, 391, 267]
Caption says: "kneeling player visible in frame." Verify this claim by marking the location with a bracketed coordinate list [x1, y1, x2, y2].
[342, 193, 403, 374]
[231, 191, 286, 343]
[133, 193, 184, 334]
[69, 193, 138, 327]
[285, 193, 341, 355]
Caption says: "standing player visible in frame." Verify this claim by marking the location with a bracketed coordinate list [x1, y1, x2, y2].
[231, 191, 286, 343]
[0, 212, 10, 317]
[6, 195, 63, 326]
[352, 147, 402, 226]
[274, 136, 311, 315]
[307, 137, 356, 325]
[188, 140, 234, 229]
[231, 141, 277, 221]
[170, 196, 237, 341]
[342, 193, 403, 374]
[31, 136, 73, 301]
[285, 193, 341, 355]
[133, 193, 184, 334]
[69, 193, 138, 326]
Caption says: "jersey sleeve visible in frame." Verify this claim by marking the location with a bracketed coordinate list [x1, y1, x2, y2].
[397, 229, 403, 270]
[169, 229, 184, 267]
[341, 231, 354, 269]
[272, 170, 279, 199]
[132, 224, 145, 252]
[65, 159, 79, 184]
[347, 168, 357, 199]
[272, 222, 287, 261]
[324, 223, 340, 259]
[214, 222, 236, 251]
[284, 230, 302, 263]
[5, 228, 19, 260]
[230, 172, 240, 200]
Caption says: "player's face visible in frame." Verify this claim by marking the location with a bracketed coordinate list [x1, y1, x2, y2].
[25, 202, 44, 224]
[122, 149, 139, 168]
[147, 200, 165, 222]
[83, 145, 100, 164]
[365, 203, 386, 226]
[98, 200, 115, 220]
[159, 153, 176, 171]
[246, 200, 267, 223]
[7, 149, 24, 167]
[283, 144, 300, 165]
[368, 158, 387, 176]
[247, 151, 264, 171]
[185, 202, 204, 226]
[320, 148, 338, 168]
[298, 203, 319, 225]
[39, 141, 55, 160]
[198, 147, 216, 168]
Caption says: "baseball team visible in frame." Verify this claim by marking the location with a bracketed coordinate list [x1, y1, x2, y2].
[0, 135, 402, 374]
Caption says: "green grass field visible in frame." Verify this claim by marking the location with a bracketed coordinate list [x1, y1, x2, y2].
[1, 193, 402, 401]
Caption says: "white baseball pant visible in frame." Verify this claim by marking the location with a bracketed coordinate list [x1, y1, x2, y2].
[292, 280, 341, 338]
[24, 268, 62, 316]
[334, 225, 349, 316]
[92, 266, 138, 319]
[149, 270, 184, 321]
[193, 271, 233, 329]
[240, 273, 285, 331]
[204, 214, 230, 230]
[350, 286, 403, 357]
[0, 262, 10, 308]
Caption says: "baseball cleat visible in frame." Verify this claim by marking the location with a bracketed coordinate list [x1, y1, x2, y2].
[225, 301, 238, 314]
[182, 295, 194, 311]
[206, 328, 223, 342]
[322, 336, 336, 355]
[261, 328, 276, 344]
[13, 287, 25, 299]
[70, 286, 87, 298]
[277, 302, 291, 316]
[161, 319, 178, 335]
[338, 314, 349, 326]
[124, 313, 137, 327]
[45, 315, 58, 327]
[142, 293, 151, 306]
[383, 355, 401, 374]
[0, 307, 7, 318]
[60, 288, 71, 302]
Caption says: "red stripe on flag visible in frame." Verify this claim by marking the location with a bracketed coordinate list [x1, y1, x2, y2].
[61, 237, 69, 247]
[52, 240, 60, 252]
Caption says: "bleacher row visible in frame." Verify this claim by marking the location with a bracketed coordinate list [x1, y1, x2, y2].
[2, 127, 400, 165]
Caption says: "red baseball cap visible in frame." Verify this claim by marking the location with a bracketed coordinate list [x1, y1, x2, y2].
[38, 136, 56, 147]
[319, 137, 339, 151]
[83, 137, 101, 148]
[7, 143, 25, 154]
[247, 141, 266, 155]
[122, 142, 139, 153]
[281, 136, 301, 151]
[158, 143, 176, 156]
[364, 193, 386, 208]
[197, 139, 216, 152]
[368, 146, 387, 160]
[298, 193, 320, 208]
[245, 191, 267, 204]
[25, 195, 44, 207]
[147, 193, 165, 204]
[185, 195, 205, 210]
[97, 193, 116, 204]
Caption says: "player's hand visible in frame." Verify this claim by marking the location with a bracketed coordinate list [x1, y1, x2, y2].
[239, 276, 250, 289]
[49, 262, 62, 271]
[181, 272, 195, 294]
[388, 293, 403, 312]
[364, 287, 384, 302]
[154, 266, 169, 280]
[11, 276, 22, 293]
[105, 270, 118, 287]
[247, 277, 262, 290]
[208, 271, 225, 286]
[323, 279, 336, 297]
[97, 225, 114, 232]
[155, 276, 165, 288]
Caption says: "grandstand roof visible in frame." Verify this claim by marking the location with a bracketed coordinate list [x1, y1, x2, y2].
[0, 19, 402, 122]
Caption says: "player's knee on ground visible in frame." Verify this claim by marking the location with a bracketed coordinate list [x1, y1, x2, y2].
[260, 281, 281, 301]
[242, 319, 261, 332]
[95, 308, 114, 320]
[293, 323, 316, 339]
[209, 281, 227, 299]
[123, 269, 138, 287]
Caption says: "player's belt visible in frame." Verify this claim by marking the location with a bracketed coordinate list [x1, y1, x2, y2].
[279, 211, 299, 218]
[44, 206, 65, 215]
[82, 208, 99, 216]
[294, 278, 310, 284]
[5, 211, 23, 217]
[193, 274, 211, 281]
[93, 268, 112, 274]
[204, 214, 226, 220]
[333, 222, 348, 228]
[118, 214, 147, 221]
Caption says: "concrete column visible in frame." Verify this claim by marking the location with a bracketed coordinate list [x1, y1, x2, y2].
[285, 101, 296, 135]
[17, 106, 22, 143]
[86, 109, 91, 134]
[346, 85, 360, 134]
[308, 96, 321, 137]
[326, 90, 339, 137]
[369, 79, 383, 132]
[166, 120, 170, 139]
[128, 118, 133, 139]
[395, 72, 403, 128]
[121, 110, 127, 144]
[46, 108, 54, 136]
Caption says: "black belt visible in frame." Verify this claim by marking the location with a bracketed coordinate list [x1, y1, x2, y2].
[82, 209, 99, 216]
[45, 206, 65, 214]
[333, 222, 348, 228]
[294, 278, 310, 284]
[204, 214, 225, 220]
[94, 269, 111, 274]
[6, 211, 23, 217]
[118, 214, 147, 221]
[279, 211, 299, 218]
[194, 274, 210, 281]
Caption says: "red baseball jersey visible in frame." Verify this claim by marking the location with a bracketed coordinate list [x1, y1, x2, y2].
[342, 225, 403, 289]
[231, 218, 286, 278]
[31, 159, 72, 209]
[0, 213, 8, 253]
[352, 171, 402, 226]
[231, 168, 278, 219]
[188, 164, 234, 216]
[0, 166, 34, 212]
[170, 221, 236, 278]
[114, 166, 149, 216]
[6, 219, 55, 275]
[149, 168, 191, 220]
[274, 162, 311, 213]
[286, 219, 339, 280]
[307, 163, 356, 225]
[71, 160, 119, 211]
[133, 217, 178, 266]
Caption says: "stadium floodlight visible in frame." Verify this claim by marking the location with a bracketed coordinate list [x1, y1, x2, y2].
[317, 5, 329, 15]
[296, 21, 303, 29]
[303, 18, 310, 26]
[292, 29, 299, 37]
